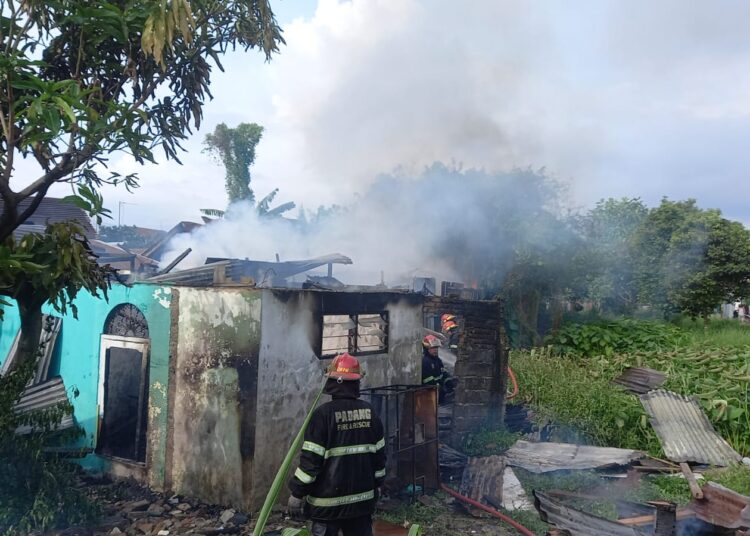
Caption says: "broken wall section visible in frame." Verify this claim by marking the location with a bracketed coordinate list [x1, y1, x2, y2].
[424, 298, 507, 447]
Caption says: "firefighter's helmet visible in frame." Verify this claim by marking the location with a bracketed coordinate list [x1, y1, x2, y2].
[326, 352, 363, 381]
[440, 314, 456, 324]
[422, 334, 442, 349]
[442, 320, 459, 332]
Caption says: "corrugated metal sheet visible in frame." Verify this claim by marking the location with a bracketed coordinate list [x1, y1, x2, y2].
[690, 482, 750, 529]
[1, 314, 61, 385]
[534, 491, 649, 536]
[640, 390, 741, 466]
[505, 440, 644, 473]
[14, 376, 75, 435]
[147, 254, 354, 287]
[614, 366, 667, 394]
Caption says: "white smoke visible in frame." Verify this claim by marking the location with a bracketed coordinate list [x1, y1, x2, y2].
[162, 164, 566, 287]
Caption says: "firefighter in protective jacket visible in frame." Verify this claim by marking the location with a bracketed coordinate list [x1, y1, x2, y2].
[288, 353, 386, 536]
[422, 334, 456, 404]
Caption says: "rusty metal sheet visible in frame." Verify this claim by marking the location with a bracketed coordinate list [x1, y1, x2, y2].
[690, 482, 750, 529]
[505, 440, 644, 473]
[534, 491, 649, 536]
[640, 390, 741, 466]
[613, 366, 667, 394]
[459, 455, 505, 505]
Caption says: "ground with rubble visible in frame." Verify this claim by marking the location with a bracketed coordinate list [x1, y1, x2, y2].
[35, 474, 516, 536]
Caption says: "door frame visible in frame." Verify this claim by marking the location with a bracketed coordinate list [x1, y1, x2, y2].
[97, 334, 150, 460]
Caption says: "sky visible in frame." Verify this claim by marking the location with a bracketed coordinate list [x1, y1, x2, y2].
[16, 0, 750, 229]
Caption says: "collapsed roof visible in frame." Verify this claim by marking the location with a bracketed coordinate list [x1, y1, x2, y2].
[147, 253, 354, 287]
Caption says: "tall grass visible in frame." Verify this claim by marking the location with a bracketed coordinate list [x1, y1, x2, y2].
[516, 317, 750, 458]
[510, 350, 662, 454]
[674, 317, 750, 348]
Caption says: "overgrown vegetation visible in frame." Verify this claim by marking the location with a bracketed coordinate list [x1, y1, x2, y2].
[516, 317, 750, 455]
[0, 355, 98, 535]
[546, 319, 684, 356]
[511, 347, 662, 453]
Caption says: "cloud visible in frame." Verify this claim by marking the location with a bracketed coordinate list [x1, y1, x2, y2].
[21, 0, 750, 228]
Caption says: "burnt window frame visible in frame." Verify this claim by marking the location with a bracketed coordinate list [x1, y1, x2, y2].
[319, 311, 390, 359]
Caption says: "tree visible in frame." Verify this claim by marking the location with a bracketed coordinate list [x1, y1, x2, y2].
[0, 1, 283, 368]
[204, 122, 264, 203]
[0, 222, 113, 372]
[577, 198, 648, 313]
[631, 199, 750, 318]
[0, 1, 283, 240]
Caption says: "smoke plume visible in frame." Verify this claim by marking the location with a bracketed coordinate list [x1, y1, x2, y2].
[163, 164, 569, 288]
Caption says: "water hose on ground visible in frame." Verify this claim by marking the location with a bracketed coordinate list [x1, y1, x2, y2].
[506, 365, 519, 400]
[440, 484, 536, 536]
[252, 381, 327, 536]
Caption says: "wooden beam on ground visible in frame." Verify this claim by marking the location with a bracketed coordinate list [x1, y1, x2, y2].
[618, 509, 695, 526]
[680, 462, 704, 499]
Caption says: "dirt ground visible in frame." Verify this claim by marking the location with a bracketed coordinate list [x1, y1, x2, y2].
[40, 476, 520, 536]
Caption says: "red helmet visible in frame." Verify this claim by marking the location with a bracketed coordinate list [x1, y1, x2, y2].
[440, 314, 456, 324]
[326, 352, 363, 381]
[422, 334, 442, 349]
[442, 320, 459, 332]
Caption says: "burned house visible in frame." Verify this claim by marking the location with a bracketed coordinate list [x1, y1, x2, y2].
[0, 266, 507, 510]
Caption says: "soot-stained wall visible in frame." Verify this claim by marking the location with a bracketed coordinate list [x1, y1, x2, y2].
[252, 289, 424, 509]
[170, 287, 261, 509]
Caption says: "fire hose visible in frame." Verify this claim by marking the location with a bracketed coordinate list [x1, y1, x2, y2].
[506, 365, 519, 400]
[440, 484, 536, 536]
[255, 361, 523, 535]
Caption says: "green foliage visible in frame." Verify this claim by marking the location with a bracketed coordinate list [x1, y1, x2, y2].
[463, 428, 521, 457]
[0, 222, 113, 318]
[675, 317, 750, 348]
[648, 475, 692, 506]
[0, 0, 283, 241]
[204, 122, 265, 204]
[575, 198, 648, 314]
[546, 319, 685, 357]
[567, 197, 750, 320]
[630, 199, 750, 318]
[98, 224, 164, 249]
[515, 321, 750, 456]
[0, 337, 98, 534]
[705, 464, 750, 496]
[510, 349, 662, 453]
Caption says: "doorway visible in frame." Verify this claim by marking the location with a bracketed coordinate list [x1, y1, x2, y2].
[97, 304, 150, 462]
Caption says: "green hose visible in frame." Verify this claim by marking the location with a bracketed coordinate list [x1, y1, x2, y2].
[253, 380, 327, 536]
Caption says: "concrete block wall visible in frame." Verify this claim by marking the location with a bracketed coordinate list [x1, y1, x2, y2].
[424, 297, 507, 447]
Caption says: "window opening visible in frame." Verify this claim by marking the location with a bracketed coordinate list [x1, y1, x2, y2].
[321, 312, 389, 358]
[104, 303, 149, 338]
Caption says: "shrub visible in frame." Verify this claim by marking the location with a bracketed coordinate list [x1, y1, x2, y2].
[546, 319, 685, 357]
[0, 357, 98, 535]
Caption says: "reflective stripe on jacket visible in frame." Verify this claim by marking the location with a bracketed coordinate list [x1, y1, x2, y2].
[422, 351, 446, 387]
[289, 398, 386, 521]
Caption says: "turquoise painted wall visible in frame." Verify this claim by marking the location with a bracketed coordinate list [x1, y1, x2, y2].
[0, 283, 173, 488]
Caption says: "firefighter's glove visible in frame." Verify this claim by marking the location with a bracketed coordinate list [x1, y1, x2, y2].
[288, 495, 306, 520]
